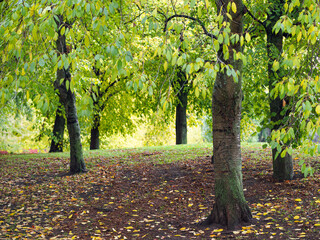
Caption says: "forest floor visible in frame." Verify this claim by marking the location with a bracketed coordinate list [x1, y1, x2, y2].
[1, 143, 320, 239]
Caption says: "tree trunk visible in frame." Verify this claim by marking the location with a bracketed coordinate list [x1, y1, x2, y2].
[175, 70, 188, 144]
[90, 113, 100, 150]
[54, 15, 86, 174]
[266, 0, 293, 181]
[204, 0, 252, 229]
[49, 105, 65, 152]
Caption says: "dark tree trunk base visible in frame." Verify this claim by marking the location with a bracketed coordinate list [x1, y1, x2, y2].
[202, 202, 252, 230]
[272, 148, 293, 181]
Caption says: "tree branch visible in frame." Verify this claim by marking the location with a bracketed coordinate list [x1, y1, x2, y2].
[164, 14, 217, 39]
[244, 5, 266, 30]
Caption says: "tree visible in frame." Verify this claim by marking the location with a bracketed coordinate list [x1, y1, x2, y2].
[163, 0, 252, 228]
[0, 1, 95, 173]
[71, 0, 139, 150]
[245, 0, 294, 180]
[265, 0, 293, 180]
[205, 0, 252, 228]
[244, 0, 320, 179]
[54, 15, 86, 173]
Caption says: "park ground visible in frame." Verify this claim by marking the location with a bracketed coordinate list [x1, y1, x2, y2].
[1, 143, 320, 239]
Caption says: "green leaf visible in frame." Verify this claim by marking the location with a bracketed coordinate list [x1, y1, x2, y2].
[218, 34, 223, 44]
[39, 58, 45, 67]
[109, 3, 115, 14]
[64, 58, 70, 69]
[195, 87, 199, 97]
[30, 62, 36, 72]
[66, 80, 70, 91]
[111, 46, 118, 56]
[190, 0, 196, 8]
[272, 60, 279, 72]
[117, 60, 122, 71]
[86, 3, 91, 14]
[148, 86, 153, 96]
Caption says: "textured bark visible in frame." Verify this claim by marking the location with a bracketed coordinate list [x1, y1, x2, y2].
[266, 0, 293, 181]
[90, 113, 100, 150]
[54, 15, 86, 174]
[49, 105, 65, 153]
[175, 70, 188, 145]
[204, 0, 252, 229]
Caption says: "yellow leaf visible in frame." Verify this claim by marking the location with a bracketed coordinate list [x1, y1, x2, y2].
[315, 223, 320, 227]
[245, 32, 251, 42]
[164, 61, 168, 71]
[315, 105, 320, 115]
[152, 48, 158, 59]
[294, 216, 300, 220]
[297, 31, 302, 42]
[231, 2, 237, 13]
[272, 60, 279, 72]
[84, 35, 90, 48]
[295, 198, 302, 202]
[240, 36, 244, 46]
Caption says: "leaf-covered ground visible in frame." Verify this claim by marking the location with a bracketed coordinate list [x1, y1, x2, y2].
[1, 143, 320, 239]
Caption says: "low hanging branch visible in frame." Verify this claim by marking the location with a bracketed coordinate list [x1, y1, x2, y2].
[163, 14, 217, 39]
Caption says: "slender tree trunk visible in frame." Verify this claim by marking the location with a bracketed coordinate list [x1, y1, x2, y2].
[266, 0, 293, 181]
[49, 105, 65, 152]
[204, 0, 251, 229]
[54, 15, 86, 173]
[90, 113, 100, 150]
[176, 70, 188, 144]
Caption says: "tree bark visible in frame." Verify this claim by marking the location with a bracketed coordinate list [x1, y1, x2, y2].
[175, 70, 188, 145]
[90, 113, 100, 150]
[54, 15, 86, 174]
[204, 0, 252, 229]
[266, 0, 293, 181]
[49, 105, 65, 152]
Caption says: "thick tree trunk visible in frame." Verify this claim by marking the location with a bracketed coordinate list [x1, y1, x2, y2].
[54, 15, 86, 174]
[175, 70, 188, 145]
[204, 0, 252, 229]
[49, 105, 65, 152]
[90, 113, 100, 150]
[266, 0, 293, 181]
